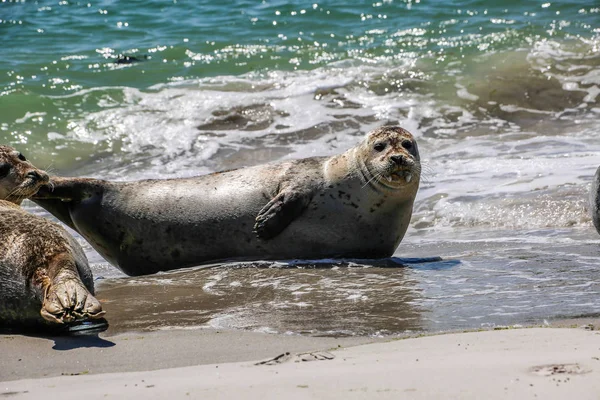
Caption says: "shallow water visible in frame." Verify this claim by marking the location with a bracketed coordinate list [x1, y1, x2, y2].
[4, 0, 600, 336]
[92, 228, 600, 336]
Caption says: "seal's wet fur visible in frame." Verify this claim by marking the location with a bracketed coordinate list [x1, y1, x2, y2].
[34, 126, 421, 276]
[0, 145, 105, 330]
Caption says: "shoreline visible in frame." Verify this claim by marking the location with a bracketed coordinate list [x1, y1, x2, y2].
[2, 319, 600, 399]
[0, 327, 380, 382]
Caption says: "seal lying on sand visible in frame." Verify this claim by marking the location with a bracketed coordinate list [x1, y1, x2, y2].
[0, 145, 105, 331]
[590, 166, 600, 235]
[33, 126, 421, 276]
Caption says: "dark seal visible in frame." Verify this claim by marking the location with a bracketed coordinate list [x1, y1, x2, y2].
[591, 166, 600, 234]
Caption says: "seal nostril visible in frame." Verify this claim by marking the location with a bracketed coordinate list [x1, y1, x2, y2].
[390, 155, 405, 165]
[27, 171, 41, 180]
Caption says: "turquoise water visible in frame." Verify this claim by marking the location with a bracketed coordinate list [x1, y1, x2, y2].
[3, 1, 594, 91]
[2, 0, 598, 168]
[2, 1, 600, 335]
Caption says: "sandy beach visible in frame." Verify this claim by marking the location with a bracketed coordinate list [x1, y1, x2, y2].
[3, 0, 600, 398]
[2, 324, 600, 399]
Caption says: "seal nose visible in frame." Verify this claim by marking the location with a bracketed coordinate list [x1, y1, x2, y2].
[390, 155, 406, 166]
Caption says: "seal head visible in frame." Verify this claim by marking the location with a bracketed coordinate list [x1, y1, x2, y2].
[0, 145, 49, 204]
[357, 126, 420, 192]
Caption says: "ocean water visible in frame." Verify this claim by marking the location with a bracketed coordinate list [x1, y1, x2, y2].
[2, 0, 600, 336]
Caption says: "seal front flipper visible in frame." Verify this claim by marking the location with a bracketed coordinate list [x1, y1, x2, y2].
[32, 177, 106, 231]
[33, 176, 104, 201]
[254, 189, 312, 240]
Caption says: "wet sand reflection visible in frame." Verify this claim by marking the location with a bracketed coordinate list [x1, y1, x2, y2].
[96, 259, 434, 336]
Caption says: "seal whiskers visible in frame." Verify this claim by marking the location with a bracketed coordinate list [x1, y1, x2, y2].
[361, 170, 384, 189]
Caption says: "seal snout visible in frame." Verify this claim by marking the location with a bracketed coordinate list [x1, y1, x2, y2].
[389, 154, 415, 168]
[27, 169, 49, 184]
[21, 168, 50, 196]
[390, 154, 407, 166]
[387, 152, 416, 184]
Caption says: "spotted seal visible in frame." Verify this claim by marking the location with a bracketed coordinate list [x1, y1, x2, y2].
[33, 126, 421, 276]
[0, 145, 105, 331]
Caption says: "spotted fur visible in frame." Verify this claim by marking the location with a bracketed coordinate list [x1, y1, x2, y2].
[0, 145, 105, 330]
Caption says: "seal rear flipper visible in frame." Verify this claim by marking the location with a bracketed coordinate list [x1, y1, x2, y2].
[590, 166, 600, 234]
[39, 270, 106, 324]
[35, 256, 106, 325]
[254, 190, 312, 240]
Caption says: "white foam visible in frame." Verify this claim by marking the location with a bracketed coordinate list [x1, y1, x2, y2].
[45, 43, 600, 231]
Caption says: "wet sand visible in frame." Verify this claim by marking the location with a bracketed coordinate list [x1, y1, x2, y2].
[0, 328, 377, 382]
[2, 323, 600, 399]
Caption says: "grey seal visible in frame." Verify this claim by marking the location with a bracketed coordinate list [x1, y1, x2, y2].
[0, 145, 105, 331]
[33, 126, 421, 276]
[591, 166, 600, 234]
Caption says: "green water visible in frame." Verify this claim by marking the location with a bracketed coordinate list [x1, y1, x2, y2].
[1, 1, 598, 167]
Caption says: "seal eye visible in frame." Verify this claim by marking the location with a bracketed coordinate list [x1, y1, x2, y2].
[0, 163, 10, 179]
[402, 140, 413, 150]
[17, 153, 26, 162]
[373, 142, 386, 152]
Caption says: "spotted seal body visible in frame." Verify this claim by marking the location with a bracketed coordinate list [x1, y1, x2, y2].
[34, 126, 421, 276]
[0, 145, 105, 331]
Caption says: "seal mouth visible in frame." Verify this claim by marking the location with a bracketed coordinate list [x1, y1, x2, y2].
[357, 153, 420, 191]
[377, 167, 416, 189]
[7, 173, 50, 201]
[21, 176, 48, 193]
[387, 170, 413, 184]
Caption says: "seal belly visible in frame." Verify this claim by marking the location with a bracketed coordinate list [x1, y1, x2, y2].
[69, 168, 279, 275]
[69, 170, 406, 274]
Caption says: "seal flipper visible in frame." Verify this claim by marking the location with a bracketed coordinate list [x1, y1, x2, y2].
[37, 257, 106, 325]
[254, 190, 312, 239]
[32, 198, 77, 231]
[32, 177, 105, 231]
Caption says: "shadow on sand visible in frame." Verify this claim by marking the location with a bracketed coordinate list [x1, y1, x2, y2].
[49, 334, 115, 351]
[1, 318, 115, 351]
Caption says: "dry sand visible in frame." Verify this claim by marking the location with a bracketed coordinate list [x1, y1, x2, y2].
[2, 325, 600, 399]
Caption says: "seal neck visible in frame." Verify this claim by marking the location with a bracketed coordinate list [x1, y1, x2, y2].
[323, 148, 382, 194]
[348, 147, 386, 194]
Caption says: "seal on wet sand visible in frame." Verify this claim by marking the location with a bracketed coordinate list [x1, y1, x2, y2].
[590, 166, 600, 235]
[0, 145, 105, 331]
[33, 126, 421, 276]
